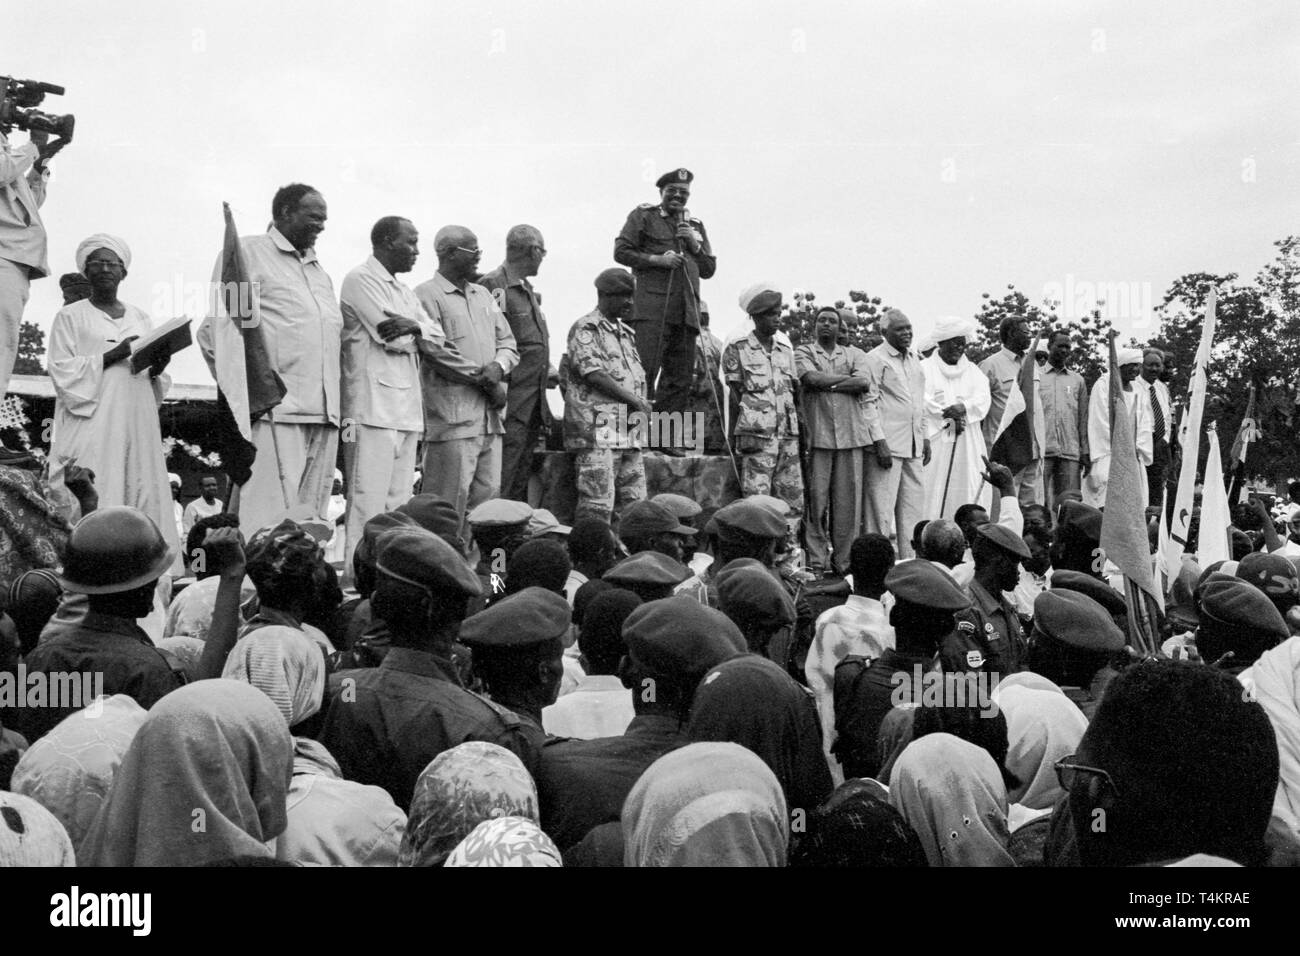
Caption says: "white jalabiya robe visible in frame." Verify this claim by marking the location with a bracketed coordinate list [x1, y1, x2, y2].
[921, 354, 991, 521]
[47, 300, 180, 567]
[1083, 373, 1153, 509]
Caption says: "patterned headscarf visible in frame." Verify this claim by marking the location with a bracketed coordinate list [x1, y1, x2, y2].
[0, 791, 75, 866]
[221, 626, 326, 727]
[247, 520, 322, 576]
[791, 778, 928, 867]
[399, 742, 539, 868]
[888, 733, 1015, 867]
[443, 816, 561, 867]
[10, 695, 148, 853]
[74, 233, 132, 273]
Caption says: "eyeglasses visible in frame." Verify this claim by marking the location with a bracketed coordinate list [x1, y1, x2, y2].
[454, 246, 481, 257]
[1054, 755, 1121, 797]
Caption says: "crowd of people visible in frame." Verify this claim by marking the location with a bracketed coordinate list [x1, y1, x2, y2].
[2, 143, 1300, 867]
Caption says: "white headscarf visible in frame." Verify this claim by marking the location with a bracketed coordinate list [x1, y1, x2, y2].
[1240, 636, 1300, 837]
[74, 233, 132, 273]
[1117, 347, 1144, 367]
[995, 683, 1088, 811]
[931, 315, 976, 344]
[889, 733, 1015, 867]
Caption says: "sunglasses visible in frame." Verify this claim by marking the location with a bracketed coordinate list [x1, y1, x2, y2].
[1054, 755, 1120, 797]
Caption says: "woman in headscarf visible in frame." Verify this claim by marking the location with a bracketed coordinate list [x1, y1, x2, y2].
[400, 741, 540, 868]
[444, 816, 562, 867]
[78, 679, 292, 866]
[622, 742, 788, 867]
[46, 234, 178, 562]
[0, 791, 75, 866]
[875, 705, 917, 784]
[790, 778, 927, 867]
[10, 694, 147, 853]
[889, 732, 1015, 867]
[919, 317, 992, 521]
[1240, 636, 1300, 860]
[991, 678, 1088, 866]
[221, 627, 406, 866]
[686, 654, 833, 815]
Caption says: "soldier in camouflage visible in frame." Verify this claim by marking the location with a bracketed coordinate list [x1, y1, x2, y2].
[723, 282, 804, 540]
[689, 300, 728, 454]
[564, 268, 650, 525]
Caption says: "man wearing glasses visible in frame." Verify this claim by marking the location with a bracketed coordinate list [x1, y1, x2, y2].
[614, 167, 716, 431]
[406, 226, 518, 545]
[479, 225, 556, 502]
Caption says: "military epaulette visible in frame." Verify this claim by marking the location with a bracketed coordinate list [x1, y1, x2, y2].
[637, 202, 657, 210]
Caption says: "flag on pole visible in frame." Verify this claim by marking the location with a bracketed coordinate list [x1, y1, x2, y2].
[989, 329, 1044, 474]
[1165, 289, 1217, 576]
[204, 203, 286, 487]
[1197, 425, 1231, 567]
[1228, 385, 1258, 466]
[1100, 334, 1164, 627]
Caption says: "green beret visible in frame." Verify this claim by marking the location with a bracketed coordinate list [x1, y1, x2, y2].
[622, 596, 743, 681]
[884, 560, 970, 611]
[619, 500, 695, 540]
[655, 168, 693, 189]
[1032, 590, 1125, 653]
[1235, 552, 1300, 608]
[650, 493, 702, 520]
[716, 562, 795, 626]
[466, 498, 534, 528]
[458, 586, 572, 648]
[1199, 577, 1289, 642]
[374, 527, 482, 597]
[1049, 569, 1128, 620]
[1057, 500, 1103, 541]
[397, 494, 462, 539]
[604, 551, 691, 588]
[713, 500, 786, 539]
[594, 267, 635, 295]
[976, 524, 1032, 561]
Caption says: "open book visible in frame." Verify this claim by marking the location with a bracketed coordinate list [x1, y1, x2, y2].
[130, 316, 192, 374]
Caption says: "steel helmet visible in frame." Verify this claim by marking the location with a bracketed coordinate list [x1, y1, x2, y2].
[59, 506, 174, 594]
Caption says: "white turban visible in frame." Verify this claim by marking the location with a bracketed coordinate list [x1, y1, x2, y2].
[1117, 347, 1144, 367]
[74, 234, 132, 273]
[737, 282, 782, 315]
[167, 473, 181, 486]
[931, 315, 976, 344]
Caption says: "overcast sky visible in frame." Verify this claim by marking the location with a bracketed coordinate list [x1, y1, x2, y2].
[10, 0, 1299, 387]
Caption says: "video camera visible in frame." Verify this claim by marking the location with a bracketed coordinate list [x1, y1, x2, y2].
[0, 76, 75, 140]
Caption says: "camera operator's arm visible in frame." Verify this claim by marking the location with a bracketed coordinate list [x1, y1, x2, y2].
[0, 132, 40, 188]
[22, 130, 59, 207]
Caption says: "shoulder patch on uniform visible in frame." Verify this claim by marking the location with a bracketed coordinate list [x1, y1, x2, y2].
[576, 328, 594, 345]
[957, 620, 976, 634]
[966, 650, 985, 669]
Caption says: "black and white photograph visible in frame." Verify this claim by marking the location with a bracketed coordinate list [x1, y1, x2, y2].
[0, 0, 1294, 927]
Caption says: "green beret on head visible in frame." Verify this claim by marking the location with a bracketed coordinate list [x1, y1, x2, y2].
[622, 596, 744, 682]
[716, 562, 795, 626]
[458, 586, 572, 649]
[884, 561, 970, 611]
[374, 527, 482, 597]
[1050, 569, 1129, 620]
[1032, 590, 1125, 653]
[1199, 577, 1289, 643]
[976, 524, 1032, 561]
[594, 267, 635, 296]
[604, 551, 691, 588]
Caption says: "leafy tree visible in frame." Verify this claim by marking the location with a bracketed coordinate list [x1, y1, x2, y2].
[14, 321, 45, 375]
[972, 285, 1112, 384]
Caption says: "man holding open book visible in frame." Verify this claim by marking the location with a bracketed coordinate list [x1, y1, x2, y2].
[46, 233, 179, 559]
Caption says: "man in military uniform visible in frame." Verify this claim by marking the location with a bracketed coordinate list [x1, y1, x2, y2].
[690, 301, 728, 454]
[603, 549, 692, 602]
[466, 498, 534, 610]
[537, 597, 744, 859]
[478, 225, 556, 502]
[723, 282, 804, 539]
[458, 586, 573, 761]
[564, 267, 650, 525]
[1026, 589, 1125, 719]
[946, 523, 1031, 675]
[318, 526, 537, 806]
[614, 167, 716, 420]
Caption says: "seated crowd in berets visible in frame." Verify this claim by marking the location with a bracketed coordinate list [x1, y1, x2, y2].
[1, 455, 1299, 869]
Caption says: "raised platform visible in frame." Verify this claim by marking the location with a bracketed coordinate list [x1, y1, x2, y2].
[529, 451, 742, 524]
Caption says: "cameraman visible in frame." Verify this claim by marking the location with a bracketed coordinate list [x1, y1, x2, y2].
[0, 124, 64, 416]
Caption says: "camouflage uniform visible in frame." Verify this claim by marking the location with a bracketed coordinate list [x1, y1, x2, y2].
[690, 328, 728, 454]
[722, 332, 804, 533]
[564, 308, 648, 524]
